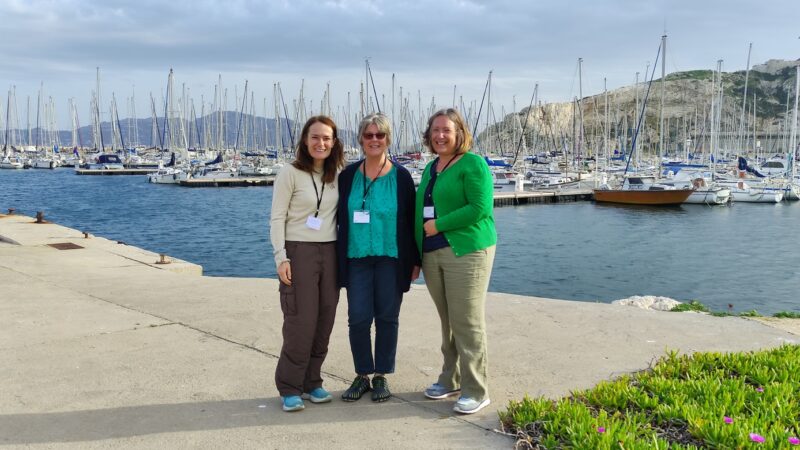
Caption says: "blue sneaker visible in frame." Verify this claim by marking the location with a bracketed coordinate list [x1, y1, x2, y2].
[301, 387, 332, 403]
[281, 395, 305, 412]
[453, 396, 491, 414]
[423, 382, 461, 399]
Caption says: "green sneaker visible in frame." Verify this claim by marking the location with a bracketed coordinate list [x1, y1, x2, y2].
[371, 375, 391, 402]
[341, 375, 370, 402]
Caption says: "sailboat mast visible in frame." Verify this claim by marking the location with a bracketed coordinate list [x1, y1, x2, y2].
[789, 65, 799, 178]
[96, 67, 105, 152]
[658, 34, 666, 175]
[738, 43, 753, 152]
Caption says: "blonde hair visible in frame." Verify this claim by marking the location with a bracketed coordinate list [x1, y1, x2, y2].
[357, 113, 392, 149]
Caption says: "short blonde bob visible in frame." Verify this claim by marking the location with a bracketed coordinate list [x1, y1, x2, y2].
[357, 113, 393, 150]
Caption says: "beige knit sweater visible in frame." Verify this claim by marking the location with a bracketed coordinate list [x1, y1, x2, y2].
[269, 163, 339, 267]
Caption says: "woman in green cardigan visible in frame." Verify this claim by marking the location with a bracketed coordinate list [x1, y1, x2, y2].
[414, 108, 497, 415]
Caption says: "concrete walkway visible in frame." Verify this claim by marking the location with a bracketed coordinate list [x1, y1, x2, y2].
[1, 212, 797, 449]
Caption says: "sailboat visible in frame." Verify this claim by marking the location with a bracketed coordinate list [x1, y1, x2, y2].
[593, 35, 694, 205]
[1, 88, 25, 169]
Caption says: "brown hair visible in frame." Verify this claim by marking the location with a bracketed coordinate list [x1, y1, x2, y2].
[292, 115, 345, 184]
[422, 108, 473, 154]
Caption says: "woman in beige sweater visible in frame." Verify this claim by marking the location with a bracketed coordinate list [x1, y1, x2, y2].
[269, 115, 345, 412]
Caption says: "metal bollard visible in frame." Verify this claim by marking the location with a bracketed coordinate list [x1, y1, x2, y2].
[7, 208, 14, 215]
[35, 211, 45, 223]
[155, 253, 171, 265]
[83, 231, 90, 239]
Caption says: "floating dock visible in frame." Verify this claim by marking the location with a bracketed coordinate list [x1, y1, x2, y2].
[75, 168, 157, 175]
[178, 177, 275, 187]
[493, 189, 593, 206]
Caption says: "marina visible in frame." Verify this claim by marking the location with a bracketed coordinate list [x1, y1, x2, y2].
[2, 4, 798, 446]
[2, 168, 799, 316]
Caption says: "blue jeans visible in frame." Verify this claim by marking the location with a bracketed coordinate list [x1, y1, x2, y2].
[346, 256, 402, 375]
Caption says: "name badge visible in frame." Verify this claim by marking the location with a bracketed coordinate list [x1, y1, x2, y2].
[306, 215, 322, 230]
[353, 210, 370, 224]
[423, 206, 435, 219]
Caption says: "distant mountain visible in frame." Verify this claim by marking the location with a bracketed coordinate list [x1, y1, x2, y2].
[77, 111, 289, 150]
[3, 111, 296, 151]
[2, 110, 364, 152]
[481, 59, 799, 157]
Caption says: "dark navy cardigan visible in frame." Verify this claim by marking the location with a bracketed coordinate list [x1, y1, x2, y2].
[336, 159, 421, 293]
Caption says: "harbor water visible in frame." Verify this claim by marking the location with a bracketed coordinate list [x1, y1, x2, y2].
[2, 168, 798, 315]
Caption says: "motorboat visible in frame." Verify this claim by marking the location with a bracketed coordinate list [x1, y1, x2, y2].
[593, 175, 693, 205]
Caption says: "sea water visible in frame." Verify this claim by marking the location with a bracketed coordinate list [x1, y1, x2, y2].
[2, 168, 798, 315]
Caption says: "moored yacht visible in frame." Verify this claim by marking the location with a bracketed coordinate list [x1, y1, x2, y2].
[593, 175, 694, 205]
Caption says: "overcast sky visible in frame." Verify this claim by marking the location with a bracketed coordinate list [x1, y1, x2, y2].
[0, 0, 798, 129]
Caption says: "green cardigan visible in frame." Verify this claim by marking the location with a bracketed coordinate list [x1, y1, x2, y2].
[414, 152, 497, 256]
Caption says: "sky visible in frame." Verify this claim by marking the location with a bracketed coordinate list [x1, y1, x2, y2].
[0, 0, 798, 131]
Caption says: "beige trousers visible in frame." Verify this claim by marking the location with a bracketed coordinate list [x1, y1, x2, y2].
[422, 245, 495, 401]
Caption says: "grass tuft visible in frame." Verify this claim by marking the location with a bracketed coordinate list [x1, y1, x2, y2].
[774, 311, 800, 319]
[670, 300, 710, 313]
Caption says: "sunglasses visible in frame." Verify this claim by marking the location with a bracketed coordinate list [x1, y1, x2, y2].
[362, 132, 386, 140]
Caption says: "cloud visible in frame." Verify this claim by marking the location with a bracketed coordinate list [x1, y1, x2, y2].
[1, 0, 797, 128]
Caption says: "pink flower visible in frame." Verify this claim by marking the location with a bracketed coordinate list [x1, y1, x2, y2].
[789, 437, 800, 445]
[749, 433, 765, 443]
[597, 427, 605, 433]
[723, 416, 733, 424]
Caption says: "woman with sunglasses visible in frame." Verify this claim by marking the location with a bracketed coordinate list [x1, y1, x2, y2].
[336, 113, 420, 403]
[270, 115, 345, 412]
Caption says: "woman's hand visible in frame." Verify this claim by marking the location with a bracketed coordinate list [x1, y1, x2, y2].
[278, 261, 292, 285]
[411, 265, 421, 282]
[423, 220, 439, 237]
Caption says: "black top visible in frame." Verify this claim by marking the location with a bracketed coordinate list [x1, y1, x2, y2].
[337, 159, 421, 293]
[422, 164, 450, 252]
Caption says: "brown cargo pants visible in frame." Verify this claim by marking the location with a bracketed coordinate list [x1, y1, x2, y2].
[275, 241, 339, 397]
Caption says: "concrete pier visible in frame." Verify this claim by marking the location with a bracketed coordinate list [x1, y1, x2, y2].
[0, 212, 796, 448]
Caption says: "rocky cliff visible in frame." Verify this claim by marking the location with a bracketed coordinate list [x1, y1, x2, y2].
[481, 59, 799, 156]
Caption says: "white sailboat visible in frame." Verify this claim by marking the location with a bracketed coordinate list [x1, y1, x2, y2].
[148, 70, 191, 184]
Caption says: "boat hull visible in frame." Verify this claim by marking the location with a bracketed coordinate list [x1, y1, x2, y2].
[730, 190, 783, 203]
[683, 188, 731, 205]
[593, 189, 693, 205]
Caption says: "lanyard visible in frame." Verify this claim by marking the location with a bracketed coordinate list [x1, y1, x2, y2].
[310, 172, 325, 218]
[424, 154, 458, 204]
[360, 157, 388, 210]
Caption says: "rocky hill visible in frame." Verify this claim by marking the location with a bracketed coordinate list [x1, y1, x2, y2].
[480, 59, 799, 157]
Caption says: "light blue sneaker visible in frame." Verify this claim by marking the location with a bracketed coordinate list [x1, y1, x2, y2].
[281, 395, 305, 412]
[453, 396, 490, 414]
[423, 382, 461, 399]
[301, 387, 332, 403]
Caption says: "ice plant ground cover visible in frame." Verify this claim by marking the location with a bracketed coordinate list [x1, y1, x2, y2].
[499, 345, 800, 449]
